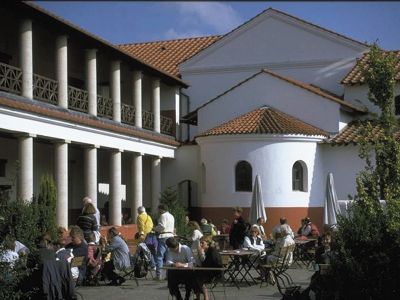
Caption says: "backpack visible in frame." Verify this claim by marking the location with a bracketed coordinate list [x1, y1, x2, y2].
[134, 244, 151, 278]
[144, 232, 158, 255]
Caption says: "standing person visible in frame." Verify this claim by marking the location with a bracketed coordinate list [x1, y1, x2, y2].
[229, 207, 247, 249]
[82, 196, 101, 243]
[100, 227, 130, 286]
[154, 204, 175, 280]
[136, 206, 154, 237]
[77, 202, 99, 243]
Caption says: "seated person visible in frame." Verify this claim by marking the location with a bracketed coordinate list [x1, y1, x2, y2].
[219, 219, 231, 234]
[298, 217, 320, 238]
[242, 225, 265, 251]
[315, 233, 333, 264]
[200, 218, 214, 236]
[266, 226, 295, 266]
[86, 232, 102, 280]
[272, 217, 295, 242]
[187, 221, 203, 265]
[192, 237, 223, 300]
[165, 237, 195, 300]
[254, 217, 266, 239]
[66, 226, 88, 284]
[100, 227, 130, 286]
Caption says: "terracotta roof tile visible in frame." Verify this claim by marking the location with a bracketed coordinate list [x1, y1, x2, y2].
[197, 106, 328, 138]
[119, 36, 221, 77]
[327, 120, 400, 145]
[0, 93, 179, 147]
[342, 51, 400, 85]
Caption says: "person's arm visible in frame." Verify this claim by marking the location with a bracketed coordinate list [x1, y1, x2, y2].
[165, 250, 174, 266]
[302, 225, 311, 237]
[137, 214, 145, 233]
[154, 214, 166, 233]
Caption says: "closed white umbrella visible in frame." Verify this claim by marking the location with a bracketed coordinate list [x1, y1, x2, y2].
[249, 175, 267, 224]
[324, 172, 341, 226]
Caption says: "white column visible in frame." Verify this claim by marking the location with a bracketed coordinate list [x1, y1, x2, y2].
[133, 70, 142, 128]
[152, 78, 160, 133]
[84, 145, 98, 207]
[55, 140, 69, 228]
[110, 60, 121, 122]
[131, 152, 143, 222]
[110, 149, 122, 226]
[151, 156, 161, 212]
[20, 19, 33, 99]
[86, 49, 97, 116]
[18, 133, 35, 201]
[175, 86, 180, 139]
[56, 35, 68, 108]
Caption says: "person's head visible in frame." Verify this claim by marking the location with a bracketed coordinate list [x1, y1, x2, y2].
[280, 217, 287, 225]
[87, 232, 96, 244]
[233, 207, 243, 218]
[82, 202, 96, 215]
[82, 196, 93, 205]
[137, 206, 146, 214]
[200, 218, 208, 225]
[200, 236, 214, 251]
[69, 226, 84, 245]
[134, 231, 145, 242]
[166, 237, 179, 252]
[188, 221, 200, 231]
[304, 217, 311, 225]
[108, 227, 119, 239]
[158, 204, 168, 214]
[322, 233, 332, 249]
[250, 225, 260, 237]
[257, 217, 265, 225]
[36, 233, 52, 249]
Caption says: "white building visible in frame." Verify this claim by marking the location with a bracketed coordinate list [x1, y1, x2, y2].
[2, 4, 399, 232]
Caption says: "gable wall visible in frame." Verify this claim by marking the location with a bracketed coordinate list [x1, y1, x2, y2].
[197, 73, 341, 135]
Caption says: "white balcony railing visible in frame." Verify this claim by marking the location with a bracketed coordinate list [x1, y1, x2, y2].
[68, 86, 88, 113]
[97, 95, 113, 119]
[0, 62, 22, 94]
[33, 74, 58, 105]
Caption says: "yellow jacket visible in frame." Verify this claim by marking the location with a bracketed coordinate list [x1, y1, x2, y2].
[137, 212, 153, 236]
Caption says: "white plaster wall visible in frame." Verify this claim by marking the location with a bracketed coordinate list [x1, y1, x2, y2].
[321, 144, 365, 200]
[162, 144, 199, 190]
[197, 72, 341, 135]
[197, 135, 325, 208]
[180, 11, 366, 110]
[344, 83, 400, 115]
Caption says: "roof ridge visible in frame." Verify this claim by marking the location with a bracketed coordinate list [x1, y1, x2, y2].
[119, 35, 223, 47]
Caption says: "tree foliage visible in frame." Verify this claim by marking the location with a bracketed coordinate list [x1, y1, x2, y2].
[159, 187, 187, 236]
[320, 44, 400, 299]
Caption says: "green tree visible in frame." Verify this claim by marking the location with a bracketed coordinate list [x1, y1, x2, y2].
[321, 44, 400, 299]
[159, 187, 187, 236]
[36, 174, 57, 239]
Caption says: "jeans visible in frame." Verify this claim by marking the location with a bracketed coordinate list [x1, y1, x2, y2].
[155, 238, 168, 276]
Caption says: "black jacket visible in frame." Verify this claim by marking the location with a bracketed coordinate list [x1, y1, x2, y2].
[229, 216, 246, 249]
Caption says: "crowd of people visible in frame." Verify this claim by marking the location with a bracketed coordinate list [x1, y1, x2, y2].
[1, 197, 332, 300]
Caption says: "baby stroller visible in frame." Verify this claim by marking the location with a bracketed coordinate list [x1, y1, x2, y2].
[132, 242, 154, 279]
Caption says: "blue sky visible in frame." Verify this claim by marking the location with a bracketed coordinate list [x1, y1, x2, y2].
[36, 1, 400, 49]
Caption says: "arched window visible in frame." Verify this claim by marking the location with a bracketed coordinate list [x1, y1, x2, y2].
[395, 95, 400, 116]
[235, 161, 252, 192]
[292, 161, 307, 191]
[201, 163, 206, 193]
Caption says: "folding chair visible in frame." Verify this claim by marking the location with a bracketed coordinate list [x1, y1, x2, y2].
[206, 268, 227, 300]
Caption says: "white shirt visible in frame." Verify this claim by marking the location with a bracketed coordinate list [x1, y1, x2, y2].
[272, 224, 295, 240]
[242, 236, 265, 251]
[155, 211, 175, 239]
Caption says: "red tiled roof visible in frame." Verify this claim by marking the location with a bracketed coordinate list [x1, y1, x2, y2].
[195, 69, 367, 114]
[0, 94, 179, 147]
[342, 51, 400, 85]
[119, 36, 222, 77]
[197, 106, 328, 138]
[328, 120, 400, 145]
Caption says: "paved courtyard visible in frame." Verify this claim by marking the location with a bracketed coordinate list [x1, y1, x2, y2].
[76, 267, 313, 300]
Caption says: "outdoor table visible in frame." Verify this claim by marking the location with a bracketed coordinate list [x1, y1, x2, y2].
[293, 238, 317, 266]
[219, 249, 262, 287]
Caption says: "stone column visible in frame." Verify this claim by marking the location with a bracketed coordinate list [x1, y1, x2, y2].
[110, 149, 122, 226]
[151, 156, 161, 212]
[152, 78, 160, 133]
[18, 133, 35, 201]
[20, 19, 33, 99]
[133, 70, 142, 128]
[55, 140, 69, 228]
[86, 49, 97, 116]
[131, 152, 143, 222]
[110, 60, 121, 122]
[84, 145, 98, 207]
[56, 35, 68, 108]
